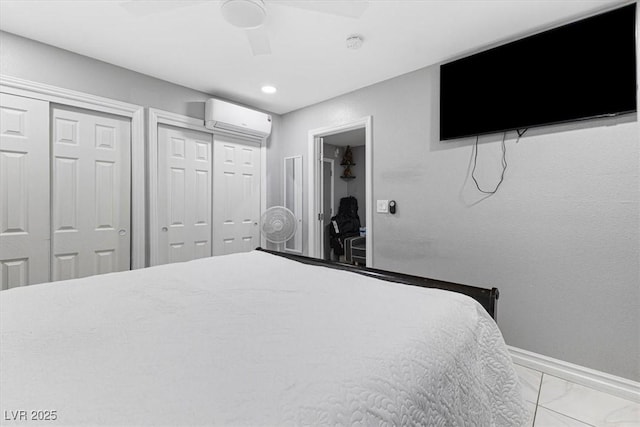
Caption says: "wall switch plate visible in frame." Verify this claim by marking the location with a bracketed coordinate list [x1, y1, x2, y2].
[377, 200, 389, 213]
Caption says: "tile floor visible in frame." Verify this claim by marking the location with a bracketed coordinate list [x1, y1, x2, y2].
[514, 363, 640, 426]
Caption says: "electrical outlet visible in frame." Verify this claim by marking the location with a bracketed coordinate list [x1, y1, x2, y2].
[377, 200, 389, 213]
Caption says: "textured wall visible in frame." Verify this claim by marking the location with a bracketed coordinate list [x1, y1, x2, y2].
[272, 63, 639, 381]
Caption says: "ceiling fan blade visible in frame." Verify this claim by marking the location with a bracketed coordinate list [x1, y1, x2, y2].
[274, 0, 368, 19]
[245, 27, 272, 56]
[120, 0, 207, 17]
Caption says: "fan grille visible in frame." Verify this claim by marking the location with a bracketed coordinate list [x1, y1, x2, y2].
[260, 206, 296, 243]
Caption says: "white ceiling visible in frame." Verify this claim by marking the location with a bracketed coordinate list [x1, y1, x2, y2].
[0, 0, 626, 115]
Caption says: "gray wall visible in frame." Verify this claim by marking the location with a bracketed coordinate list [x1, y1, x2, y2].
[271, 64, 639, 381]
[1, 31, 213, 118]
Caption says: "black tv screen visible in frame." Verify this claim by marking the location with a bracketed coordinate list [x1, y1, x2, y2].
[440, 4, 637, 140]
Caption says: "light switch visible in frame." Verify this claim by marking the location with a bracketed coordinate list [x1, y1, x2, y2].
[377, 200, 389, 213]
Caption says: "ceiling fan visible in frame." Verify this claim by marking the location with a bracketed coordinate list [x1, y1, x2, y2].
[121, 0, 369, 56]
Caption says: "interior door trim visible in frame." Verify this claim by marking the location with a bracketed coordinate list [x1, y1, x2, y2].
[0, 75, 145, 270]
[307, 116, 372, 267]
[148, 108, 267, 266]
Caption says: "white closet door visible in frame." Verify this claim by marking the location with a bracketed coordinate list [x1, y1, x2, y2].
[213, 136, 261, 255]
[157, 125, 213, 265]
[51, 105, 131, 281]
[0, 93, 50, 289]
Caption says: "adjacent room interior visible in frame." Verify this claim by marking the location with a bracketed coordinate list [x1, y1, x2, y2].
[322, 128, 367, 263]
[313, 127, 367, 264]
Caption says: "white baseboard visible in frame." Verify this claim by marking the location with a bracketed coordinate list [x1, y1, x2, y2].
[508, 346, 640, 404]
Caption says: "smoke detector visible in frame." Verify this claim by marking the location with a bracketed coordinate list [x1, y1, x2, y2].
[221, 0, 267, 29]
[346, 35, 363, 50]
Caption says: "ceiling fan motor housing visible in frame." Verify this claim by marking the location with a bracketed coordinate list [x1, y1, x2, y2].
[221, 0, 267, 29]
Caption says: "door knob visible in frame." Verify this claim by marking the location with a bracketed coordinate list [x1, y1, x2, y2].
[118, 229, 127, 236]
[161, 227, 168, 232]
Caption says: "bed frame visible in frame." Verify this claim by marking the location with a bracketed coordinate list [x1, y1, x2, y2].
[256, 248, 499, 320]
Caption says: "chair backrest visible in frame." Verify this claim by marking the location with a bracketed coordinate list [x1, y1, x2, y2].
[337, 196, 359, 220]
[332, 196, 360, 236]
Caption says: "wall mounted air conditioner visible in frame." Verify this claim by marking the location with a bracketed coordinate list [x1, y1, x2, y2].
[204, 99, 272, 138]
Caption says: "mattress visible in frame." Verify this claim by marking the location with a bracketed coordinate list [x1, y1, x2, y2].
[0, 251, 527, 426]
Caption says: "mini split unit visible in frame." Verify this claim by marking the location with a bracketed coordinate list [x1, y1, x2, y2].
[204, 99, 272, 138]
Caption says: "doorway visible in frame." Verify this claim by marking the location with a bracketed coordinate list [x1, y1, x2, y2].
[322, 130, 366, 261]
[307, 117, 372, 267]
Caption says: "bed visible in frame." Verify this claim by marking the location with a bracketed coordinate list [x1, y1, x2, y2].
[0, 249, 527, 426]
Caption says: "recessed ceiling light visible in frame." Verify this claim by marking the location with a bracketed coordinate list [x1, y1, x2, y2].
[261, 85, 277, 94]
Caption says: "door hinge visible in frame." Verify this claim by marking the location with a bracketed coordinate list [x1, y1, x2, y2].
[318, 213, 324, 221]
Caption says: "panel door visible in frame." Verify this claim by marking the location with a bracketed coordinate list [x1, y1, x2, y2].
[157, 125, 213, 265]
[322, 159, 334, 260]
[51, 105, 131, 281]
[213, 136, 261, 255]
[0, 93, 50, 289]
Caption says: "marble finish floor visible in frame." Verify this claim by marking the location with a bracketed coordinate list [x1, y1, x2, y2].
[514, 363, 640, 426]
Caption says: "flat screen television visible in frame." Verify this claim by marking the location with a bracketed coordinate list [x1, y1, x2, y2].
[440, 4, 637, 141]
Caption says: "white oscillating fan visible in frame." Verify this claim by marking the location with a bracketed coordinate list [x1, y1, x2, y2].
[260, 206, 297, 250]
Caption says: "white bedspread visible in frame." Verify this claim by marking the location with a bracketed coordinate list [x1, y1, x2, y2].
[1, 251, 527, 426]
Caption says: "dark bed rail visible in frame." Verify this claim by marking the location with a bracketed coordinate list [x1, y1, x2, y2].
[255, 248, 499, 320]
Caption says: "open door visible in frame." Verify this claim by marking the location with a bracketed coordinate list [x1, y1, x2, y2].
[321, 158, 334, 260]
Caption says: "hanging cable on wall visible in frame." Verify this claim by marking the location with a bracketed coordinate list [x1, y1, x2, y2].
[471, 129, 526, 195]
[471, 132, 507, 194]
